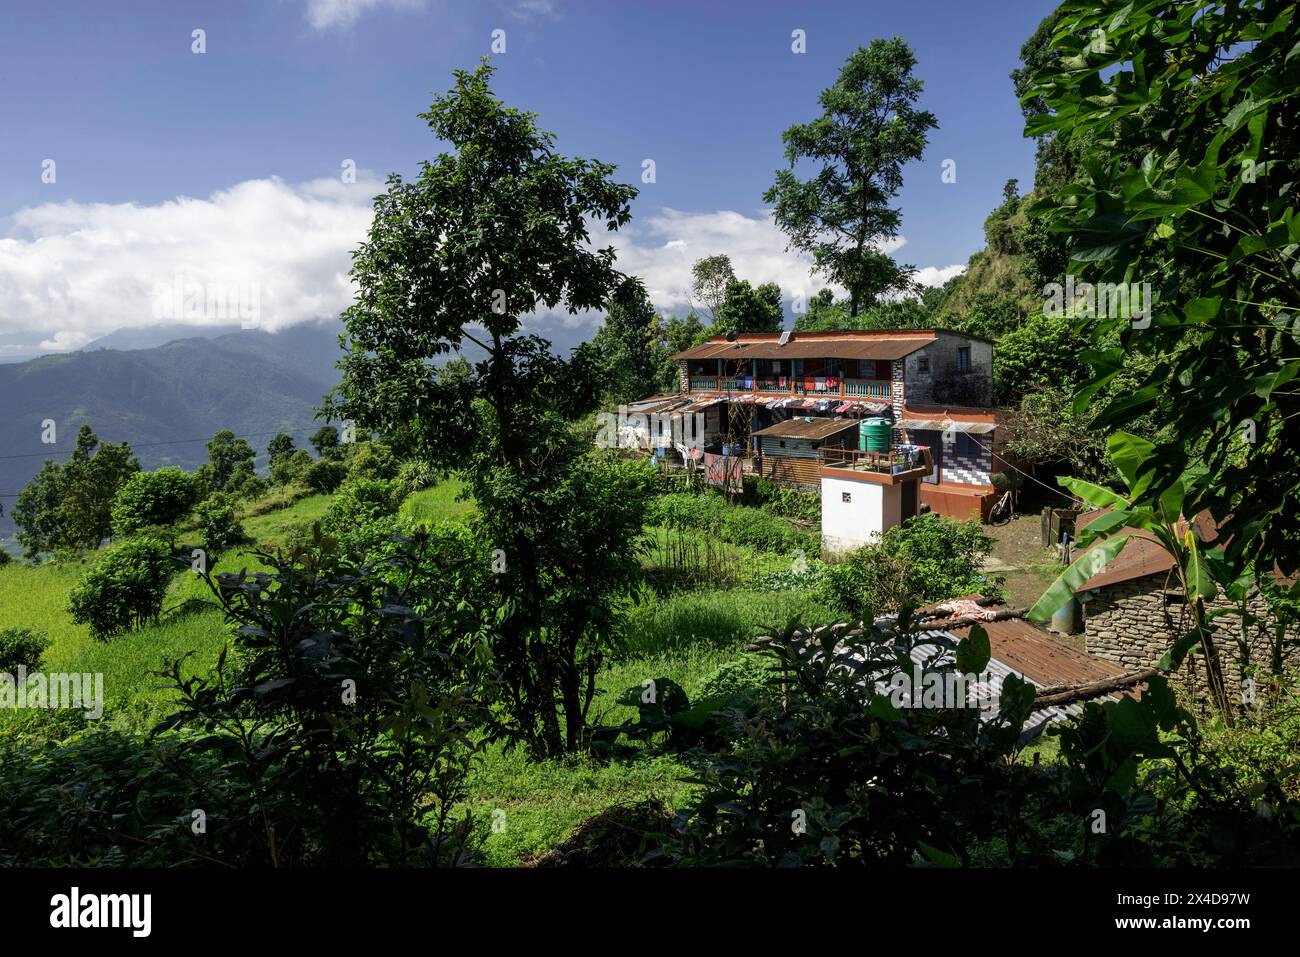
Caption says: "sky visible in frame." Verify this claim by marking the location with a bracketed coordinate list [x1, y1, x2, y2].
[0, 0, 1059, 358]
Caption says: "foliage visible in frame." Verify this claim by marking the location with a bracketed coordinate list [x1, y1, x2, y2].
[304, 457, 348, 494]
[319, 478, 405, 559]
[344, 439, 400, 482]
[1023, 0, 1300, 579]
[13, 425, 140, 559]
[582, 284, 663, 404]
[154, 530, 497, 866]
[111, 467, 198, 538]
[819, 513, 1000, 619]
[648, 492, 809, 553]
[712, 279, 783, 337]
[309, 425, 343, 459]
[764, 39, 938, 315]
[193, 493, 247, 555]
[67, 537, 174, 640]
[0, 626, 49, 674]
[200, 430, 258, 495]
[691, 254, 735, 323]
[327, 60, 648, 758]
[269, 448, 313, 486]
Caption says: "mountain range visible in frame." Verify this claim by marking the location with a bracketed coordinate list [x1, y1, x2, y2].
[0, 318, 595, 539]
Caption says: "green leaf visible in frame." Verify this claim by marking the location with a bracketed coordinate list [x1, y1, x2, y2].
[956, 624, 991, 675]
[1059, 476, 1132, 511]
[1028, 535, 1133, 621]
[916, 841, 961, 868]
[1107, 431, 1156, 499]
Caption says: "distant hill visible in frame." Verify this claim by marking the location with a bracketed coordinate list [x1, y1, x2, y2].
[0, 317, 597, 539]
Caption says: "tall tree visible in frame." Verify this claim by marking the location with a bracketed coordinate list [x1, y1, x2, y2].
[713, 279, 783, 336]
[328, 61, 650, 758]
[690, 254, 735, 323]
[764, 38, 937, 317]
[202, 430, 257, 492]
[587, 283, 660, 402]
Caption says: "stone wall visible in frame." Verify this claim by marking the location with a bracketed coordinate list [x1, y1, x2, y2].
[1082, 571, 1297, 704]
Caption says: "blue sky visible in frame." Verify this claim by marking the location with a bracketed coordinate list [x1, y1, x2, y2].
[0, 0, 1058, 355]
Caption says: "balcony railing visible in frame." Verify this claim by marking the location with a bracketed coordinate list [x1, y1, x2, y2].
[686, 374, 891, 401]
[820, 445, 933, 477]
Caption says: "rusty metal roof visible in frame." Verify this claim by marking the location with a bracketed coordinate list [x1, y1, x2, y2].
[674, 333, 933, 362]
[753, 417, 860, 441]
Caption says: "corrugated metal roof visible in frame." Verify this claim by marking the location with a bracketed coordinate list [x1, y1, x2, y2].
[753, 417, 859, 441]
[674, 336, 931, 362]
[898, 418, 996, 434]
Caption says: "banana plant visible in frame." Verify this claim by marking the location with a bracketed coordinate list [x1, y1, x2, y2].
[1029, 432, 1233, 720]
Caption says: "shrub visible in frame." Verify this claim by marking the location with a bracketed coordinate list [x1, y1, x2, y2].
[67, 537, 174, 640]
[0, 548, 10, 568]
[345, 441, 400, 482]
[194, 494, 246, 554]
[818, 513, 1001, 620]
[696, 654, 772, 702]
[321, 479, 405, 559]
[111, 467, 197, 537]
[0, 627, 49, 674]
[270, 449, 313, 486]
[304, 458, 348, 494]
[647, 492, 808, 553]
[396, 459, 439, 496]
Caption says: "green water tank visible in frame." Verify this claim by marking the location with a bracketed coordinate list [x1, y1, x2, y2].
[859, 418, 891, 453]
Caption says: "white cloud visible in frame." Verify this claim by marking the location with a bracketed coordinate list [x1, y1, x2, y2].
[508, 0, 559, 19]
[597, 207, 907, 313]
[914, 263, 966, 288]
[0, 175, 383, 346]
[303, 0, 425, 31]
[0, 177, 960, 351]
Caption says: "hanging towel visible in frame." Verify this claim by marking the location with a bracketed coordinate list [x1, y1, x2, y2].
[825, 377, 838, 389]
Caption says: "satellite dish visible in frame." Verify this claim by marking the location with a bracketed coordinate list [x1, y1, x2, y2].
[725, 330, 739, 342]
[777, 330, 792, 346]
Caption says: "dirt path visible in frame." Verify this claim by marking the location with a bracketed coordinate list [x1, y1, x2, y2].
[982, 513, 1066, 613]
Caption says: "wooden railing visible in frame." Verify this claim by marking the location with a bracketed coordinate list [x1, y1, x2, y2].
[686, 375, 892, 400]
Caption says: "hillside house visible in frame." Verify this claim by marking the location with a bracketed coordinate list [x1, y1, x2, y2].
[751, 416, 858, 487]
[668, 329, 1009, 520]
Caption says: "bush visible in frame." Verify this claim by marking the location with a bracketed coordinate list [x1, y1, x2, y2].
[345, 441, 400, 482]
[696, 654, 772, 702]
[194, 494, 246, 554]
[0, 548, 10, 568]
[270, 449, 313, 486]
[396, 459, 439, 496]
[67, 537, 174, 640]
[818, 513, 1001, 620]
[111, 467, 197, 537]
[320, 479, 405, 559]
[304, 458, 349, 494]
[0, 627, 49, 674]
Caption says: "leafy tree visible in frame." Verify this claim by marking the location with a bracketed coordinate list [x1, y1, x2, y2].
[13, 425, 139, 558]
[327, 61, 651, 757]
[309, 426, 342, 459]
[652, 311, 708, 391]
[586, 283, 661, 402]
[993, 310, 1089, 403]
[764, 39, 937, 317]
[112, 467, 197, 538]
[266, 433, 296, 467]
[202, 430, 257, 494]
[1023, 0, 1300, 577]
[304, 458, 348, 494]
[270, 448, 313, 486]
[193, 494, 246, 555]
[712, 279, 783, 336]
[67, 537, 173, 640]
[690, 254, 735, 322]
[0, 627, 48, 674]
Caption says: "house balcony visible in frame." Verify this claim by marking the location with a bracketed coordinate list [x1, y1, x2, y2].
[686, 376, 893, 400]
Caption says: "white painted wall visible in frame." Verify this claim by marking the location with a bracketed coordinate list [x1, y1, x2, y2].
[821, 476, 904, 556]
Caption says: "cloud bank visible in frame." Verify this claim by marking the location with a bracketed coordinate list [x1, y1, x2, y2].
[0, 175, 964, 356]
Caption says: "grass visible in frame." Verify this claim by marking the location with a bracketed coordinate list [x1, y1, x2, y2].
[399, 476, 474, 526]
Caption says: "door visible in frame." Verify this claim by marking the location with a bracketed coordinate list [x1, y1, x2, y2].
[917, 429, 942, 484]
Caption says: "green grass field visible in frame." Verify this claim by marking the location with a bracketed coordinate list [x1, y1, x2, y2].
[0, 475, 841, 863]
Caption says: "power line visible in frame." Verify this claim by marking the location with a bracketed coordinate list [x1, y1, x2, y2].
[953, 430, 1079, 504]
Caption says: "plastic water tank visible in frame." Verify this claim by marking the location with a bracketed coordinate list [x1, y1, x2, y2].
[859, 418, 891, 453]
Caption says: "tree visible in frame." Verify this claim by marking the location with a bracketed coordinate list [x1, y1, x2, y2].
[112, 467, 198, 538]
[690, 254, 735, 322]
[652, 311, 708, 391]
[13, 425, 139, 558]
[1023, 0, 1300, 578]
[67, 536, 173, 640]
[266, 433, 296, 466]
[764, 39, 937, 317]
[713, 279, 783, 336]
[309, 426, 342, 459]
[202, 430, 257, 493]
[328, 61, 651, 757]
[587, 283, 660, 403]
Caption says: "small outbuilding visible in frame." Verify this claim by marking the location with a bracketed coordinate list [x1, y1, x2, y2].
[752, 417, 858, 488]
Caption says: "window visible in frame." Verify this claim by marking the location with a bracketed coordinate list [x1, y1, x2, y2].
[956, 346, 971, 373]
[917, 355, 929, 374]
[779, 440, 786, 449]
[842, 491, 852, 503]
[956, 433, 981, 457]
